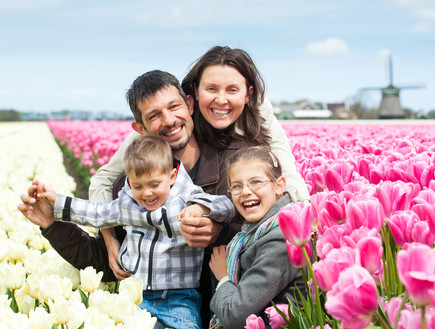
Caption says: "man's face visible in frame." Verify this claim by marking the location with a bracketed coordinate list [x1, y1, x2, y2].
[133, 86, 194, 151]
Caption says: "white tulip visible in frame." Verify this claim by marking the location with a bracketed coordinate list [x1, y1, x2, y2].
[38, 274, 72, 302]
[119, 276, 144, 305]
[123, 308, 157, 329]
[0, 262, 26, 289]
[80, 266, 104, 293]
[89, 289, 112, 315]
[28, 306, 56, 329]
[47, 295, 72, 324]
[58, 261, 81, 290]
[14, 284, 35, 314]
[110, 292, 135, 323]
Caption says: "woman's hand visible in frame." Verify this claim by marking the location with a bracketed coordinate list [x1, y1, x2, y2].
[209, 245, 228, 281]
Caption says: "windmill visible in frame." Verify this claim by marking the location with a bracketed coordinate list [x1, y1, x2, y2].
[359, 55, 425, 119]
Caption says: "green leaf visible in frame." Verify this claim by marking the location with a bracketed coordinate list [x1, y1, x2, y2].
[79, 288, 89, 308]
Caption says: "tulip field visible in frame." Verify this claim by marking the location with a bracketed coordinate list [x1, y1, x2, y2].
[1, 120, 435, 329]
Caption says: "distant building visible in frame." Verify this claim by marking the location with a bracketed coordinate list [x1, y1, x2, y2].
[274, 101, 332, 119]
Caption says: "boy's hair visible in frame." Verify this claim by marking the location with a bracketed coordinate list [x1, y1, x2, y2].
[226, 146, 282, 185]
[182, 46, 271, 150]
[126, 70, 188, 126]
[124, 135, 173, 177]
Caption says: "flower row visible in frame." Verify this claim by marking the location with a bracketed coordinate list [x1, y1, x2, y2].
[0, 122, 156, 329]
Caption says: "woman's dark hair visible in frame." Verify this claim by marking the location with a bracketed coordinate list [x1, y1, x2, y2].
[182, 46, 271, 150]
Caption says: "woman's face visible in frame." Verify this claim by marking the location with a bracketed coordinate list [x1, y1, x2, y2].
[195, 65, 253, 130]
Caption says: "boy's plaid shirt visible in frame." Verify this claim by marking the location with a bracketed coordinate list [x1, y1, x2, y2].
[53, 162, 235, 290]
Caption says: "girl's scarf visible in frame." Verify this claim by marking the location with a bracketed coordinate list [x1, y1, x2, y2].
[209, 194, 291, 328]
[226, 214, 279, 284]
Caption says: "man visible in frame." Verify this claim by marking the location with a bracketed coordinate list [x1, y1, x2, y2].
[21, 70, 249, 328]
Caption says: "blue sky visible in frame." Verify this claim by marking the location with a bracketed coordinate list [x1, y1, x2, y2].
[1, 0, 434, 115]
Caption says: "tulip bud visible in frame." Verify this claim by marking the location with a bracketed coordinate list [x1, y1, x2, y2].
[80, 266, 104, 293]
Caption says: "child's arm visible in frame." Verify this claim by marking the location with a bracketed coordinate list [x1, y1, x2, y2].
[178, 203, 210, 220]
[17, 180, 56, 229]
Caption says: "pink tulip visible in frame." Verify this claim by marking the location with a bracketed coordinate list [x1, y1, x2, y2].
[286, 241, 311, 268]
[317, 191, 347, 234]
[325, 265, 378, 329]
[265, 304, 290, 329]
[381, 296, 412, 329]
[396, 243, 435, 306]
[324, 160, 355, 193]
[312, 246, 357, 291]
[316, 223, 353, 260]
[244, 314, 265, 329]
[346, 196, 384, 231]
[309, 191, 329, 221]
[375, 181, 420, 218]
[411, 189, 435, 232]
[387, 210, 435, 247]
[278, 203, 313, 247]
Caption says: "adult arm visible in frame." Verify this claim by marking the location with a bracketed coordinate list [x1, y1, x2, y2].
[210, 231, 304, 329]
[260, 98, 310, 203]
[89, 132, 138, 279]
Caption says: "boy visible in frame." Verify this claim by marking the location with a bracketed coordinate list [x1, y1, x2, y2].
[23, 135, 235, 329]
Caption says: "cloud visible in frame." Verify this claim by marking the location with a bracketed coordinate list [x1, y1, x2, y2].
[389, 0, 435, 33]
[304, 38, 350, 56]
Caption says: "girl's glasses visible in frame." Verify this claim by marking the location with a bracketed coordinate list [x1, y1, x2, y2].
[228, 179, 273, 195]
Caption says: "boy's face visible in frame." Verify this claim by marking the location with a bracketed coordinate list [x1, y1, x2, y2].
[128, 168, 177, 211]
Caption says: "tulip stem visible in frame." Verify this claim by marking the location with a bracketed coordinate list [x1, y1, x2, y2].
[421, 306, 426, 329]
[302, 245, 324, 329]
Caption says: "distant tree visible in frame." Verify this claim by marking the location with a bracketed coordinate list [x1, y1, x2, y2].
[427, 109, 435, 119]
[0, 109, 21, 121]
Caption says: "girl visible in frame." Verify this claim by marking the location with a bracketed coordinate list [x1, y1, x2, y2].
[182, 46, 309, 203]
[209, 147, 306, 329]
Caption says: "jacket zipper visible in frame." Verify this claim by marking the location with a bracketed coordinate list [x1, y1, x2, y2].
[146, 211, 159, 290]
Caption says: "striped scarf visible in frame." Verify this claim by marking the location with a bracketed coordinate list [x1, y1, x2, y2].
[209, 214, 280, 329]
[226, 214, 280, 284]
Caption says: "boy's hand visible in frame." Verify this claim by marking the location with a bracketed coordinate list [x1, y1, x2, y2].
[17, 180, 55, 229]
[178, 203, 209, 220]
[209, 245, 228, 281]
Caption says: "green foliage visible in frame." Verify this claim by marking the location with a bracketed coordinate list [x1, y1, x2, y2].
[0, 109, 21, 121]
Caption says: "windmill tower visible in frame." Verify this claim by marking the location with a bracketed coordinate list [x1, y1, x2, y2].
[360, 55, 424, 119]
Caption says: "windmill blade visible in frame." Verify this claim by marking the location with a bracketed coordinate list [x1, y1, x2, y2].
[359, 87, 384, 92]
[398, 84, 426, 90]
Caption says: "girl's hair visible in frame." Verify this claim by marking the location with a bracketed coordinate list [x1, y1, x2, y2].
[182, 46, 271, 150]
[226, 146, 282, 185]
[124, 135, 173, 177]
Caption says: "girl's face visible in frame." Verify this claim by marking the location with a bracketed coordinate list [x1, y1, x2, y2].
[228, 159, 285, 223]
[195, 65, 253, 130]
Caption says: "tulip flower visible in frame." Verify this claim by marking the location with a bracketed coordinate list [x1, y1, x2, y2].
[387, 210, 435, 247]
[278, 203, 313, 247]
[396, 243, 435, 306]
[375, 181, 420, 218]
[317, 191, 347, 234]
[325, 265, 378, 329]
[80, 266, 104, 293]
[286, 241, 311, 268]
[119, 276, 144, 306]
[316, 223, 353, 260]
[244, 314, 265, 329]
[324, 160, 355, 193]
[312, 246, 357, 291]
[346, 196, 384, 231]
[265, 304, 290, 329]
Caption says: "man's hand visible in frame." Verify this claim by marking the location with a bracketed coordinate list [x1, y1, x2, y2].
[179, 216, 223, 248]
[100, 228, 131, 280]
[209, 245, 228, 281]
[17, 180, 55, 229]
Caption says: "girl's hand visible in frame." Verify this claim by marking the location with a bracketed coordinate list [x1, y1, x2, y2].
[209, 245, 228, 281]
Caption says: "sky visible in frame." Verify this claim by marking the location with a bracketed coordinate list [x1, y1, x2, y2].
[1, 0, 434, 116]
